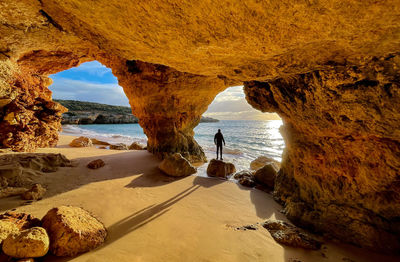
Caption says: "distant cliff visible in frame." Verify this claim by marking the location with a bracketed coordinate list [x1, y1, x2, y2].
[55, 100, 218, 124]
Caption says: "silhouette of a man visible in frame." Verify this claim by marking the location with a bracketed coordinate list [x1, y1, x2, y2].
[214, 129, 225, 160]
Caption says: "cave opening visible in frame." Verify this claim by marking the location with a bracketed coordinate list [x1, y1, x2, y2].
[48, 60, 147, 146]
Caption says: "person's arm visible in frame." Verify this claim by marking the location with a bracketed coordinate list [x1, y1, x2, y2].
[214, 134, 217, 145]
[222, 135, 225, 145]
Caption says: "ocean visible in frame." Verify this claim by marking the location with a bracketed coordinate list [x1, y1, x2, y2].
[61, 120, 285, 176]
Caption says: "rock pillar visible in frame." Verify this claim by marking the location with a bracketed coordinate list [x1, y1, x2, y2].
[244, 55, 400, 253]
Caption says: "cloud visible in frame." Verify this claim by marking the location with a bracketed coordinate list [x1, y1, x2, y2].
[49, 78, 130, 106]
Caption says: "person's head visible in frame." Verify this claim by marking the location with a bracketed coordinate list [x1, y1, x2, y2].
[218, 129, 221, 133]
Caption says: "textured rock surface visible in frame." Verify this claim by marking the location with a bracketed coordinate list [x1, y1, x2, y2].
[21, 184, 46, 200]
[250, 156, 281, 171]
[91, 139, 110, 146]
[0, 153, 71, 188]
[87, 159, 105, 169]
[2, 227, 49, 258]
[233, 170, 256, 187]
[129, 142, 145, 150]
[244, 56, 400, 253]
[69, 136, 92, 147]
[41, 206, 107, 256]
[263, 220, 321, 250]
[0, 220, 19, 244]
[207, 159, 236, 178]
[1, 0, 400, 254]
[109, 143, 128, 150]
[254, 164, 278, 189]
[158, 153, 196, 177]
[0, 212, 41, 231]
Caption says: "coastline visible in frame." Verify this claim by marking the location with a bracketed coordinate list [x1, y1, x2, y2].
[0, 135, 397, 261]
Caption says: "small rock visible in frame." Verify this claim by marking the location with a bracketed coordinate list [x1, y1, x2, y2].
[109, 143, 128, 150]
[0, 220, 19, 244]
[128, 142, 145, 150]
[0, 187, 28, 199]
[250, 156, 281, 171]
[254, 164, 278, 189]
[21, 184, 46, 200]
[87, 159, 105, 169]
[41, 206, 107, 256]
[91, 138, 110, 146]
[69, 137, 92, 147]
[0, 212, 41, 230]
[158, 153, 196, 177]
[206, 159, 236, 178]
[234, 170, 256, 187]
[99, 146, 107, 149]
[263, 220, 321, 250]
[237, 224, 258, 231]
[2, 227, 49, 258]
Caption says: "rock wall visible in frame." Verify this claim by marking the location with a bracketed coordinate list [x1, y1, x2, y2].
[244, 54, 400, 253]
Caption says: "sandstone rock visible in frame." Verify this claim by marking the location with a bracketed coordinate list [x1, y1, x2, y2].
[2, 227, 49, 258]
[0, 220, 19, 244]
[99, 146, 107, 149]
[250, 156, 281, 171]
[109, 143, 128, 150]
[0, 212, 41, 230]
[0, 153, 71, 188]
[41, 206, 107, 256]
[254, 164, 278, 189]
[21, 184, 46, 200]
[263, 220, 321, 250]
[0, 187, 28, 199]
[158, 153, 196, 177]
[91, 138, 110, 146]
[87, 159, 105, 169]
[233, 170, 256, 187]
[69, 137, 92, 147]
[206, 159, 236, 178]
[128, 142, 145, 150]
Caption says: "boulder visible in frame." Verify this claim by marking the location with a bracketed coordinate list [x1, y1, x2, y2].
[158, 153, 196, 177]
[69, 137, 92, 147]
[2, 227, 49, 258]
[234, 170, 256, 187]
[87, 159, 106, 169]
[0, 187, 28, 199]
[109, 143, 128, 150]
[0, 220, 19, 244]
[0, 212, 41, 230]
[128, 142, 145, 150]
[206, 159, 236, 178]
[91, 138, 110, 146]
[21, 184, 46, 200]
[263, 220, 321, 250]
[254, 164, 278, 189]
[41, 206, 107, 256]
[250, 156, 281, 171]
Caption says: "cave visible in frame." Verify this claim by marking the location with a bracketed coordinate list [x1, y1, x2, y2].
[1, 0, 400, 255]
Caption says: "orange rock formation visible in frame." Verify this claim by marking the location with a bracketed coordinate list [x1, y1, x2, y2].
[1, 0, 400, 253]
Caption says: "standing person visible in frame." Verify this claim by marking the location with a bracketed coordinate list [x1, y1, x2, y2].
[214, 129, 225, 160]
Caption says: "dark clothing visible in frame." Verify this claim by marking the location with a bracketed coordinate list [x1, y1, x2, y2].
[214, 132, 225, 159]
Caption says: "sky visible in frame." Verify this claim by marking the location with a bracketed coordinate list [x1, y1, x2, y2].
[49, 61, 280, 120]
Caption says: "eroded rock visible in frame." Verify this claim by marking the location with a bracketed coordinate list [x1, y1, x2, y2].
[263, 220, 321, 250]
[91, 138, 110, 146]
[250, 156, 281, 171]
[41, 206, 107, 256]
[207, 159, 236, 178]
[21, 184, 46, 200]
[0, 187, 28, 199]
[234, 170, 256, 187]
[0, 220, 19, 244]
[2, 227, 49, 258]
[109, 143, 128, 150]
[69, 137, 92, 147]
[87, 159, 105, 169]
[128, 142, 145, 150]
[0, 212, 41, 231]
[254, 164, 278, 190]
[158, 153, 196, 177]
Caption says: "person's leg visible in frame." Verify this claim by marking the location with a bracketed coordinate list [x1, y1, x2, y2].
[216, 145, 219, 159]
[219, 145, 223, 160]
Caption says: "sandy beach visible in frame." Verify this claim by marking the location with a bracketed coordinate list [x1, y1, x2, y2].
[0, 135, 397, 262]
